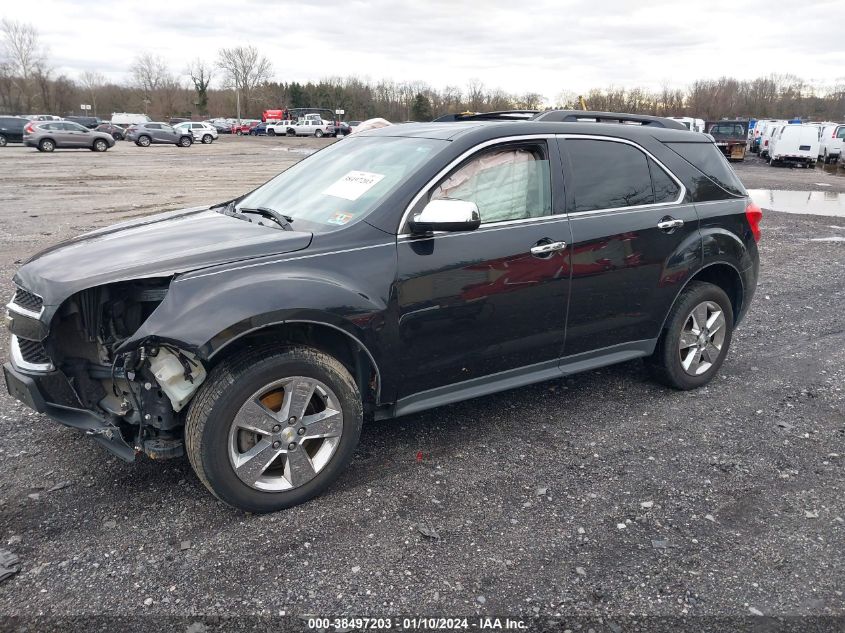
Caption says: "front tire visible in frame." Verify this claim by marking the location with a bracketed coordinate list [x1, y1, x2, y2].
[0, 134, 7, 147]
[185, 345, 363, 513]
[179, 136, 192, 147]
[646, 281, 734, 390]
[92, 139, 108, 152]
[314, 129, 324, 138]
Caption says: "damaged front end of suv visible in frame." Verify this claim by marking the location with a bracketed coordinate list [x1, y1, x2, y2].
[6, 276, 207, 461]
[4, 204, 315, 462]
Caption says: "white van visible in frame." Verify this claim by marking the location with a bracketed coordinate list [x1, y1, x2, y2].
[768, 124, 819, 167]
[111, 112, 151, 126]
[818, 123, 845, 164]
[751, 120, 778, 154]
[667, 117, 705, 133]
[759, 120, 787, 159]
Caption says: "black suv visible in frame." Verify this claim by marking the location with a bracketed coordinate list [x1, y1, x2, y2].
[4, 112, 761, 513]
[0, 116, 28, 146]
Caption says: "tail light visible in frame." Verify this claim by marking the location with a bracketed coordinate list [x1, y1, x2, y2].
[745, 202, 763, 242]
[24, 123, 34, 133]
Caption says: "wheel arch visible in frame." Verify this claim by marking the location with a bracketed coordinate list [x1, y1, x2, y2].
[206, 320, 382, 409]
[659, 261, 744, 334]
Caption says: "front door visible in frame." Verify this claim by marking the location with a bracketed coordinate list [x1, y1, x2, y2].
[396, 138, 571, 400]
[558, 137, 701, 358]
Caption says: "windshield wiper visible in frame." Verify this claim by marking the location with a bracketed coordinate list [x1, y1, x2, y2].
[237, 206, 294, 231]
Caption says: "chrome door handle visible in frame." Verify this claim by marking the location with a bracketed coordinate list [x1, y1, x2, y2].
[657, 218, 684, 230]
[530, 241, 567, 255]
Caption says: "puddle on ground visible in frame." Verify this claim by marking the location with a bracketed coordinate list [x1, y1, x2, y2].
[814, 162, 845, 177]
[748, 189, 845, 218]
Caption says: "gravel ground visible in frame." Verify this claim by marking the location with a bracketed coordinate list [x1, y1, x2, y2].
[0, 138, 843, 627]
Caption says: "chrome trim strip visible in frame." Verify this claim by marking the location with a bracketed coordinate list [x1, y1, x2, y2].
[10, 334, 54, 373]
[397, 132, 687, 235]
[6, 301, 44, 319]
[180, 242, 396, 280]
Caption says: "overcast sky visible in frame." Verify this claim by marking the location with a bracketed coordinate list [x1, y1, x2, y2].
[5, 0, 845, 99]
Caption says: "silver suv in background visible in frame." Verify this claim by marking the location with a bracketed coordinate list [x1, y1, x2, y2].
[23, 120, 116, 152]
[125, 122, 193, 147]
[174, 121, 218, 144]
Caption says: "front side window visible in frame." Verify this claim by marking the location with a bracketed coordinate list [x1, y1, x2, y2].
[430, 146, 552, 224]
[567, 139, 653, 212]
[837, 126, 845, 140]
[236, 136, 447, 232]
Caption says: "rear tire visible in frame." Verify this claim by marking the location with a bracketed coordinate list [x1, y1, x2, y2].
[267, 129, 276, 137]
[137, 135, 151, 147]
[0, 134, 7, 147]
[38, 138, 55, 152]
[645, 281, 734, 390]
[202, 134, 213, 144]
[185, 345, 363, 513]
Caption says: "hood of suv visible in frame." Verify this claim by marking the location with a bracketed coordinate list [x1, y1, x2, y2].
[14, 206, 313, 305]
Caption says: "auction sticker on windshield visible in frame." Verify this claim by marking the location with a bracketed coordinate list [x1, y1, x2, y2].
[323, 171, 385, 201]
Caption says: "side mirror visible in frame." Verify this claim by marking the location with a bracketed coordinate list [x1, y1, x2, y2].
[408, 198, 481, 234]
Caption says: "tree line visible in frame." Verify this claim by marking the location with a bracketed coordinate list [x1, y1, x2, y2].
[2, 18, 844, 123]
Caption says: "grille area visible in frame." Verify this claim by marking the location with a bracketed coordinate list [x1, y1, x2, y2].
[15, 337, 51, 366]
[13, 287, 44, 313]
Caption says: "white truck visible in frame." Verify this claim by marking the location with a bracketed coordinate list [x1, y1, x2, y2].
[767, 124, 819, 167]
[286, 116, 332, 138]
[265, 120, 297, 136]
[817, 122, 845, 164]
[111, 113, 151, 126]
[667, 117, 705, 133]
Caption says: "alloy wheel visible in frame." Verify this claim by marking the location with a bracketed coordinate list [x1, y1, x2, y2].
[678, 300, 726, 376]
[227, 376, 344, 492]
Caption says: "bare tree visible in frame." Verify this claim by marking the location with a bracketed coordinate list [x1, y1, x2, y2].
[217, 46, 272, 118]
[1, 18, 47, 111]
[131, 53, 169, 94]
[188, 58, 213, 115]
[80, 70, 105, 115]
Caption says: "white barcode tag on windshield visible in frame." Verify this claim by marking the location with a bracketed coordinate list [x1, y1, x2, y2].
[323, 171, 385, 201]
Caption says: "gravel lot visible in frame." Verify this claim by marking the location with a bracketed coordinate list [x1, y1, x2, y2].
[0, 137, 843, 626]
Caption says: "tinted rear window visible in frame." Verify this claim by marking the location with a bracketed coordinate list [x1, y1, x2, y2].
[0, 117, 26, 129]
[663, 142, 746, 198]
[567, 139, 653, 211]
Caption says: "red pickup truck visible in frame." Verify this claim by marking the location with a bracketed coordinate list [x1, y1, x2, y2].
[232, 120, 260, 135]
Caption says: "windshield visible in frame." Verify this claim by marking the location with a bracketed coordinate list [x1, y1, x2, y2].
[236, 136, 448, 230]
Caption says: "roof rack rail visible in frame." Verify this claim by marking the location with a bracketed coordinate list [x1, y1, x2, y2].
[533, 110, 688, 130]
[432, 110, 540, 122]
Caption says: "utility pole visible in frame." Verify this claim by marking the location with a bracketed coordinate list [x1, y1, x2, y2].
[236, 89, 241, 124]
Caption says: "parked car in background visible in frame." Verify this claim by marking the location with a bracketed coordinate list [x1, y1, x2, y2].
[347, 120, 362, 132]
[0, 116, 28, 146]
[205, 120, 232, 134]
[667, 117, 705, 133]
[751, 120, 779, 154]
[169, 117, 191, 126]
[111, 113, 151, 127]
[26, 114, 63, 121]
[288, 118, 331, 137]
[23, 120, 115, 152]
[266, 120, 296, 136]
[95, 122, 126, 140]
[706, 120, 748, 161]
[124, 122, 193, 147]
[767, 124, 819, 167]
[817, 122, 845, 164]
[759, 120, 787, 159]
[233, 120, 261, 135]
[327, 122, 352, 137]
[249, 122, 269, 136]
[64, 116, 101, 129]
[174, 121, 218, 144]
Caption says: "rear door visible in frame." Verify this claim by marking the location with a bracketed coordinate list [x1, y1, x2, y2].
[395, 138, 571, 399]
[558, 136, 700, 358]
